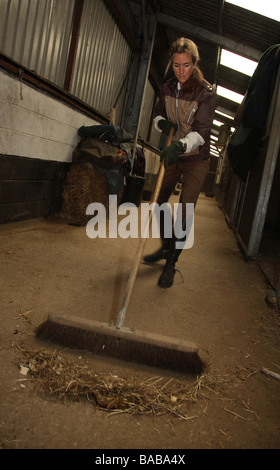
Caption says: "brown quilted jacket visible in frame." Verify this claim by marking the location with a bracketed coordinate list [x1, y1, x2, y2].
[153, 77, 218, 161]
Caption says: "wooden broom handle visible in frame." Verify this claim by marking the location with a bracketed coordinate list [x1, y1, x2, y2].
[116, 127, 175, 328]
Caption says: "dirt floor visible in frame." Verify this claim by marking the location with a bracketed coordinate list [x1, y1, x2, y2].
[0, 194, 279, 451]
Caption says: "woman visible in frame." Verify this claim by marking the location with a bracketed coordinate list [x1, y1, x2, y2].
[144, 37, 218, 288]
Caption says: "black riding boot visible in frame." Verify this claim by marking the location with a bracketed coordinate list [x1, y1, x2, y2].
[158, 219, 186, 288]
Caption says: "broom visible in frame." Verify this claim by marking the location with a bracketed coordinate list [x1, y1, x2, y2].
[36, 127, 205, 374]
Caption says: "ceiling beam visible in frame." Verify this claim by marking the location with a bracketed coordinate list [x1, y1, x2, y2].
[217, 95, 240, 115]
[157, 12, 262, 62]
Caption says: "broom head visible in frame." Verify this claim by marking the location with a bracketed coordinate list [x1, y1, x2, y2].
[36, 314, 205, 374]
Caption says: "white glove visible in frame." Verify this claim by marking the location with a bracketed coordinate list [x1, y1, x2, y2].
[180, 131, 205, 153]
[154, 116, 166, 132]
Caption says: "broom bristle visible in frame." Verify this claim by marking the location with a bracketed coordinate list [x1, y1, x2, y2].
[36, 318, 205, 375]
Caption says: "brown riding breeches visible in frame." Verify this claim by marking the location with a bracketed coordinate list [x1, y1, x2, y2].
[158, 159, 210, 218]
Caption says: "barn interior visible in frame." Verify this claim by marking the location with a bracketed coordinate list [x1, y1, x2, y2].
[0, 0, 280, 450]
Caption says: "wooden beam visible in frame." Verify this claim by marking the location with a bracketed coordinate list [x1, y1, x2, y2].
[0, 52, 109, 124]
[64, 0, 84, 92]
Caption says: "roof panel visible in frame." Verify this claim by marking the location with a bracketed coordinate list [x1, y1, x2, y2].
[217, 65, 250, 96]
[159, 0, 221, 33]
[223, 3, 280, 53]
[148, 0, 280, 122]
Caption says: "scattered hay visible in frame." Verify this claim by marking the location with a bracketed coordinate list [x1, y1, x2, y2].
[15, 345, 231, 419]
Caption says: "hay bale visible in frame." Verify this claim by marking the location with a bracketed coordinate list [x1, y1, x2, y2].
[59, 163, 108, 226]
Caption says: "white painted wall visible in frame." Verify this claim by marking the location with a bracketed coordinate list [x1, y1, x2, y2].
[0, 69, 98, 163]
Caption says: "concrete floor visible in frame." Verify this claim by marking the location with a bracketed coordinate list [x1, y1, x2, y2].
[0, 193, 279, 449]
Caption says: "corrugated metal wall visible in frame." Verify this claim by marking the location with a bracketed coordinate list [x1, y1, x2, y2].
[70, 0, 132, 123]
[0, 0, 133, 123]
[0, 0, 75, 87]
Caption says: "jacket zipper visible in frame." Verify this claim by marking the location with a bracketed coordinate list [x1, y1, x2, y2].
[165, 97, 169, 119]
[175, 89, 180, 136]
[187, 104, 196, 124]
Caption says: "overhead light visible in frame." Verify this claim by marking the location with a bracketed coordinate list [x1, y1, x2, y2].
[217, 85, 243, 104]
[213, 119, 224, 127]
[220, 49, 257, 76]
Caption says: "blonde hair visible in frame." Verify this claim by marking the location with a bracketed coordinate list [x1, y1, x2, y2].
[169, 37, 200, 63]
[166, 37, 204, 92]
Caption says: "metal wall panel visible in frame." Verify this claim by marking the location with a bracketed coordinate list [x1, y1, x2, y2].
[0, 0, 133, 124]
[70, 0, 132, 123]
[0, 0, 75, 87]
